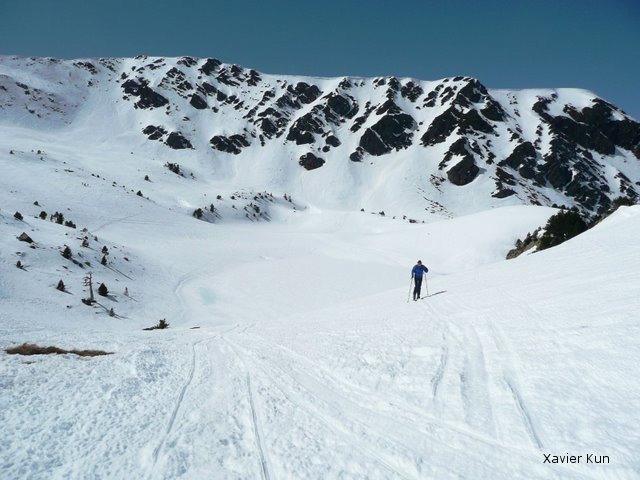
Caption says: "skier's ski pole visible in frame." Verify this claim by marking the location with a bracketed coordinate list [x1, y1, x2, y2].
[407, 278, 413, 303]
[425, 275, 429, 297]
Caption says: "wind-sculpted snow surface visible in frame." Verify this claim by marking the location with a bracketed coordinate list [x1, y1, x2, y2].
[1, 55, 639, 218]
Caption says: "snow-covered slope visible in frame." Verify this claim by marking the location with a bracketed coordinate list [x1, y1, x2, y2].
[2, 192, 639, 478]
[1, 55, 639, 220]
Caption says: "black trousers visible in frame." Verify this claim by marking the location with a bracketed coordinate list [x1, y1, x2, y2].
[413, 277, 423, 299]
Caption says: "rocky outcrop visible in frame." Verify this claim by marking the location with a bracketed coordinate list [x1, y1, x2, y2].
[299, 153, 325, 170]
[360, 110, 416, 156]
[121, 79, 168, 109]
[210, 134, 250, 154]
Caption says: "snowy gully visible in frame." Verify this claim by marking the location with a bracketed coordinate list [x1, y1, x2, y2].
[543, 453, 610, 464]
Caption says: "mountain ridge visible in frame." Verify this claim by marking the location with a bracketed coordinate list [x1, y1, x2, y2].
[1, 55, 639, 219]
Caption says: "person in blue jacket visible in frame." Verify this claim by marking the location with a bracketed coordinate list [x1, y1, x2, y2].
[411, 260, 429, 301]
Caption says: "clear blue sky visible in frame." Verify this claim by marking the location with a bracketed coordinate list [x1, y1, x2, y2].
[2, 0, 639, 119]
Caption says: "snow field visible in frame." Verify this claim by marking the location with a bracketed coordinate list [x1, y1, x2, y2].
[3, 197, 639, 478]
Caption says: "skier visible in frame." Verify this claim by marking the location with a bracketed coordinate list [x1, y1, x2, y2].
[411, 260, 429, 301]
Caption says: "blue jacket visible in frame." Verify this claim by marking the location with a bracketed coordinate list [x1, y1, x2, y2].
[412, 264, 429, 279]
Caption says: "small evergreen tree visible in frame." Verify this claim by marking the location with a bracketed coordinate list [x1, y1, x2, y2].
[98, 283, 108, 296]
[39, 211, 47, 220]
[109, 307, 115, 317]
[16, 260, 23, 269]
[14, 211, 23, 221]
[61, 246, 72, 259]
[56, 280, 65, 291]
[101, 255, 107, 266]
[101, 246, 109, 254]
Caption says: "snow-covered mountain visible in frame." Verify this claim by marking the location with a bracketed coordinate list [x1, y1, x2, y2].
[2, 55, 639, 219]
[2, 56, 640, 479]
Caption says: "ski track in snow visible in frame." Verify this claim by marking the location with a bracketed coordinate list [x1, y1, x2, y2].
[150, 337, 207, 473]
[223, 336, 414, 479]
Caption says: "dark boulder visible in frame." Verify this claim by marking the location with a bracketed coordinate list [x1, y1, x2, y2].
[143, 125, 167, 141]
[447, 156, 479, 186]
[209, 134, 250, 154]
[350, 148, 364, 162]
[190, 94, 208, 110]
[18, 232, 34, 243]
[492, 188, 516, 198]
[326, 135, 341, 147]
[165, 132, 193, 150]
[299, 153, 325, 170]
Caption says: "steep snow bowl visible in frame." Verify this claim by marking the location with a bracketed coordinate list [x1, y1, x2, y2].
[1, 193, 639, 478]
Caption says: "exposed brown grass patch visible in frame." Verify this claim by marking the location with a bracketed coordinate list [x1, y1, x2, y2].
[5, 343, 112, 357]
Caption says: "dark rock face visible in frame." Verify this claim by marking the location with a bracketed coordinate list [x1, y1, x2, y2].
[299, 152, 325, 170]
[286, 113, 324, 144]
[360, 113, 416, 156]
[447, 155, 479, 186]
[143, 125, 192, 149]
[324, 93, 358, 123]
[326, 135, 341, 147]
[481, 98, 507, 122]
[500, 142, 538, 179]
[166, 132, 193, 149]
[199, 58, 222, 75]
[421, 108, 460, 146]
[121, 79, 168, 109]
[550, 115, 615, 156]
[440, 138, 481, 186]
[74, 62, 98, 75]
[400, 81, 424, 102]
[350, 148, 364, 162]
[34, 58, 640, 216]
[493, 166, 518, 198]
[459, 109, 494, 135]
[454, 79, 488, 107]
[209, 134, 250, 154]
[565, 100, 640, 157]
[190, 93, 208, 110]
[143, 125, 167, 141]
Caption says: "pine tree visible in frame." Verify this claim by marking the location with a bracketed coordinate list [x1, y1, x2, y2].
[61, 246, 72, 259]
[98, 283, 108, 296]
[56, 280, 65, 291]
